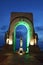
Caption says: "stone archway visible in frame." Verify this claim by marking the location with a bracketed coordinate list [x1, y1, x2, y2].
[13, 20, 33, 53]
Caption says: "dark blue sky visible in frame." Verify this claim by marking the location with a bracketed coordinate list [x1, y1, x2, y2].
[0, 0, 43, 49]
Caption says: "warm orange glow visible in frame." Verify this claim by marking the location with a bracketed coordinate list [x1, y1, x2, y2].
[9, 39, 12, 45]
[30, 38, 34, 45]
[6, 38, 12, 45]
[6, 38, 9, 44]
[18, 48, 24, 55]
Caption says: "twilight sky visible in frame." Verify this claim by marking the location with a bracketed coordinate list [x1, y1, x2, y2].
[0, 0, 43, 50]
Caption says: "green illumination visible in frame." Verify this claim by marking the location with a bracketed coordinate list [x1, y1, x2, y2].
[26, 47, 29, 53]
[13, 20, 33, 53]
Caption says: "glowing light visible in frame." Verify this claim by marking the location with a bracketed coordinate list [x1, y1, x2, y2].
[18, 48, 23, 55]
[13, 20, 33, 53]
[6, 38, 9, 44]
[30, 39, 34, 45]
[26, 47, 29, 53]
[20, 38, 23, 47]
[6, 38, 13, 45]
[9, 39, 12, 45]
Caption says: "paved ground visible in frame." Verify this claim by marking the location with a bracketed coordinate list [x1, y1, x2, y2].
[0, 45, 43, 65]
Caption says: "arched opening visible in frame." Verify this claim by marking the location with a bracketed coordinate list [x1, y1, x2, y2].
[15, 25, 27, 51]
[13, 20, 33, 53]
